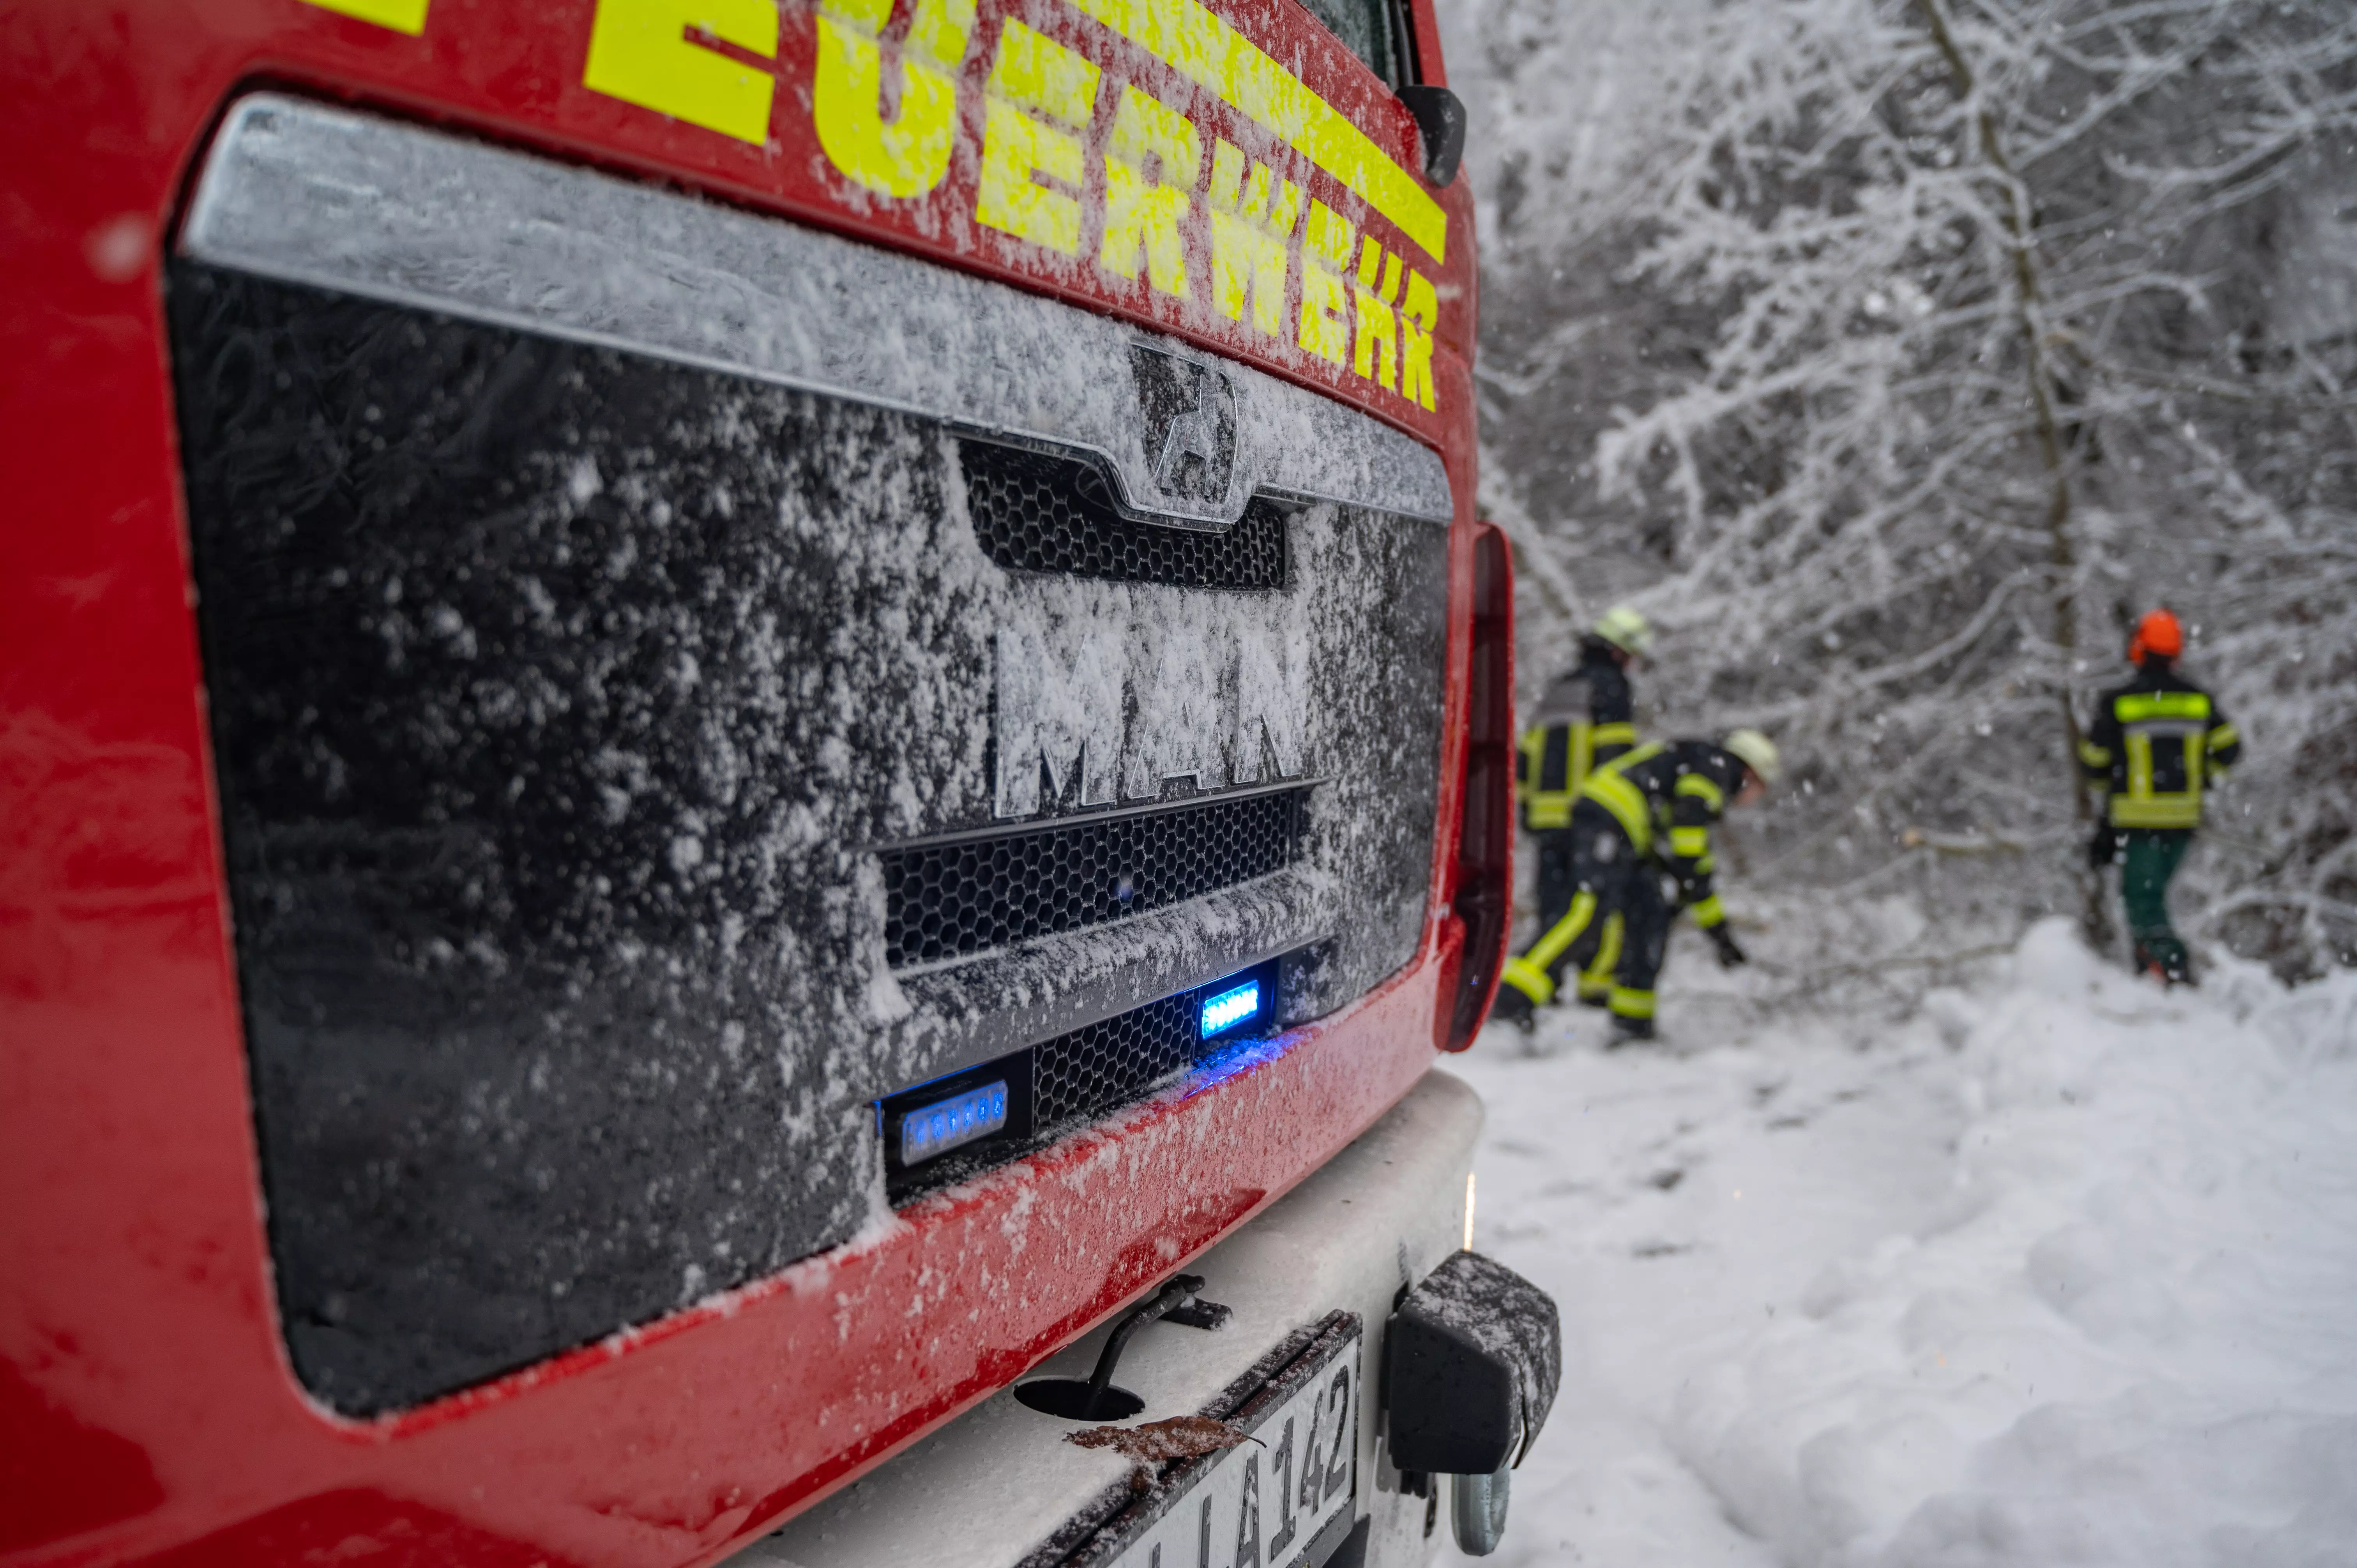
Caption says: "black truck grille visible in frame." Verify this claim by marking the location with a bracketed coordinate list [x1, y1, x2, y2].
[880, 786, 1310, 968]
[961, 441, 1290, 590]
[880, 952, 1298, 1203]
[1033, 992, 1203, 1126]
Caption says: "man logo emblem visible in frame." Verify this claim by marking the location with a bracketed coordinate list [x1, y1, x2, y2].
[1129, 346, 1239, 505]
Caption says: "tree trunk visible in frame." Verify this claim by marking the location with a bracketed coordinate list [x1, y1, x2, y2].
[1914, 0, 2114, 952]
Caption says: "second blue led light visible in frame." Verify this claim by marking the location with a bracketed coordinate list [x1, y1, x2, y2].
[1200, 980, 1262, 1039]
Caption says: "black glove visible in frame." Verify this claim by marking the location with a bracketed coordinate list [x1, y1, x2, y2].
[2088, 828, 2116, 869]
[1707, 923, 1749, 968]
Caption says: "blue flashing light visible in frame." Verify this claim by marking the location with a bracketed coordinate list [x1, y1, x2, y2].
[900, 1080, 1010, 1165]
[1200, 979, 1263, 1039]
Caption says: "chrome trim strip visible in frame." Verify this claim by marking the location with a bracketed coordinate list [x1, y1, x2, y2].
[177, 95, 1453, 529]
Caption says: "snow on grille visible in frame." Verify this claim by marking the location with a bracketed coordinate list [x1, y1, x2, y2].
[880, 788, 1308, 968]
[1031, 991, 1203, 1129]
[960, 441, 1290, 589]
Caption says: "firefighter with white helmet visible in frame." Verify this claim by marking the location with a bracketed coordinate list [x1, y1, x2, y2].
[1495, 728, 1780, 1042]
[1515, 606, 1653, 1010]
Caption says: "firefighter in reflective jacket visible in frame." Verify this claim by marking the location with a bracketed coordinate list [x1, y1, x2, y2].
[2081, 608, 2240, 984]
[1493, 729, 1781, 1042]
[1515, 606, 1652, 1008]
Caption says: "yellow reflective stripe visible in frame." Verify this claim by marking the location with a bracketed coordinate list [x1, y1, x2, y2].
[1592, 722, 1637, 750]
[2078, 740, 2111, 768]
[1577, 740, 1663, 851]
[1689, 894, 1724, 927]
[1577, 913, 1623, 999]
[306, 0, 429, 31]
[2207, 724, 2239, 752]
[2118, 727, 2205, 829]
[1674, 773, 1724, 813]
[1670, 826, 1710, 858]
[1580, 769, 1652, 853]
[1519, 724, 1584, 826]
[2110, 796, 2201, 828]
[1525, 891, 1597, 973]
[1608, 986, 1654, 1020]
[1066, 0, 1449, 263]
[2117, 691, 2209, 722]
[2126, 731, 2153, 800]
[1500, 957, 1554, 1007]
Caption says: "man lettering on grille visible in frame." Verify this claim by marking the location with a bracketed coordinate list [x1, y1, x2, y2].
[1512, 606, 1651, 1014]
[2081, 608, 2241, 985]
[1491, 729, 1779, 1044]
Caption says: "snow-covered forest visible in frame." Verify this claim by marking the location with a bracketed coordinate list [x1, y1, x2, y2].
[1440, 0, 2357, 977]
[1428, 4, 2357, 1559]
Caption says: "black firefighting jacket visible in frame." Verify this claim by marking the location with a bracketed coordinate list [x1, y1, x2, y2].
[1576, 739, 1750, 928]
[2080, 660, 2241, 832]
[1516, 637, 1635, 831]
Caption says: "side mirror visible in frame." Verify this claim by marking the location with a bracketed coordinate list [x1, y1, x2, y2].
[1398, 85, 1467, 188]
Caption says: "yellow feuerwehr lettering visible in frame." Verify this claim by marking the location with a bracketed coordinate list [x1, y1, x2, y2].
[1065, 0, 1446, 265]
[1399, 268, 1438, 411]
[1098, 86, 1201, 297]
[815, 0, 976, 196]
[1205, 140, 1301, 339]
[1297, 200, 1354, 366]
[584, 0, 778, 145]
[976, 20, 1101, 255]
[1352, 237, 1402, 390]
[302, 0, 429, 32]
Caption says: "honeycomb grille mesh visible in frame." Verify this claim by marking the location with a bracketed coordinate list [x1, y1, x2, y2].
[959, 441, 1290, 589]
[881, 788, 1307, 968]
[1032, 992, 1202, 1128]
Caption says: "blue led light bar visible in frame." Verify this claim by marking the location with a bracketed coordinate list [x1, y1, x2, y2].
[1200, 980, 1262, 1039]
[900, 1081, 1010, 1166]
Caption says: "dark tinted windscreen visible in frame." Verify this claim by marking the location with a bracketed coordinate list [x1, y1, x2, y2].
[1297, 0, 1406, 84]
[168, 263, 895, 1413]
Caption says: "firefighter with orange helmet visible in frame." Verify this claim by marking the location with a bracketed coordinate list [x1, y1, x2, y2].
[2081, 608, 2241, 984]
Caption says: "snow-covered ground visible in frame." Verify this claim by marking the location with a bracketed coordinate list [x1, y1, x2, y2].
[1443, 917, 2357, 1567]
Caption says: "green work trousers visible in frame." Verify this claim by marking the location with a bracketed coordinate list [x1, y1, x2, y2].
[2120, 828, 2192, 976]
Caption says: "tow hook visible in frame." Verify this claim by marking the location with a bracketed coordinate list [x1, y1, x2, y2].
[1015, 1273, 1233, 1420]
[1385, 1250, 1562, 1556]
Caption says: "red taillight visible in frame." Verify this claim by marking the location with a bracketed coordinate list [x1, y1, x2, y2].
[1439, 524, 1514, 1050]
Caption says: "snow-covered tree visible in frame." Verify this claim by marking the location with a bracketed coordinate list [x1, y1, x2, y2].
[1451, 0, 2357, 975]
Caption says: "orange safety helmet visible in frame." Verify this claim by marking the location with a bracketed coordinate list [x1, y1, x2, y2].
[2127, 607, 2183, 664]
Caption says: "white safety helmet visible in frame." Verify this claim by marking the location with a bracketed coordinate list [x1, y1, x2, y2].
[1592, 604, 1654, 658]
[1723, 728, 1781, 787]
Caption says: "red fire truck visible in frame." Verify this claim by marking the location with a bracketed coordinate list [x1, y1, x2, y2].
[0, 1, 1552, 1564]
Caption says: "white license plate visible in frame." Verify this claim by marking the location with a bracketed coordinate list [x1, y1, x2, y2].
[1073, 1315, 1361, 1568]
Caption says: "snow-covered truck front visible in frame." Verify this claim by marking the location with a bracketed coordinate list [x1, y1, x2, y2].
[0, 2, 1551, 1565]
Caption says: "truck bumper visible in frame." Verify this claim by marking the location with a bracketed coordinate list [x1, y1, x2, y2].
[740, 1069, 1490, 1568]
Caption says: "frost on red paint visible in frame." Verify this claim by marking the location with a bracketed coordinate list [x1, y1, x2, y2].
[0, 0, 1485, 1561]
